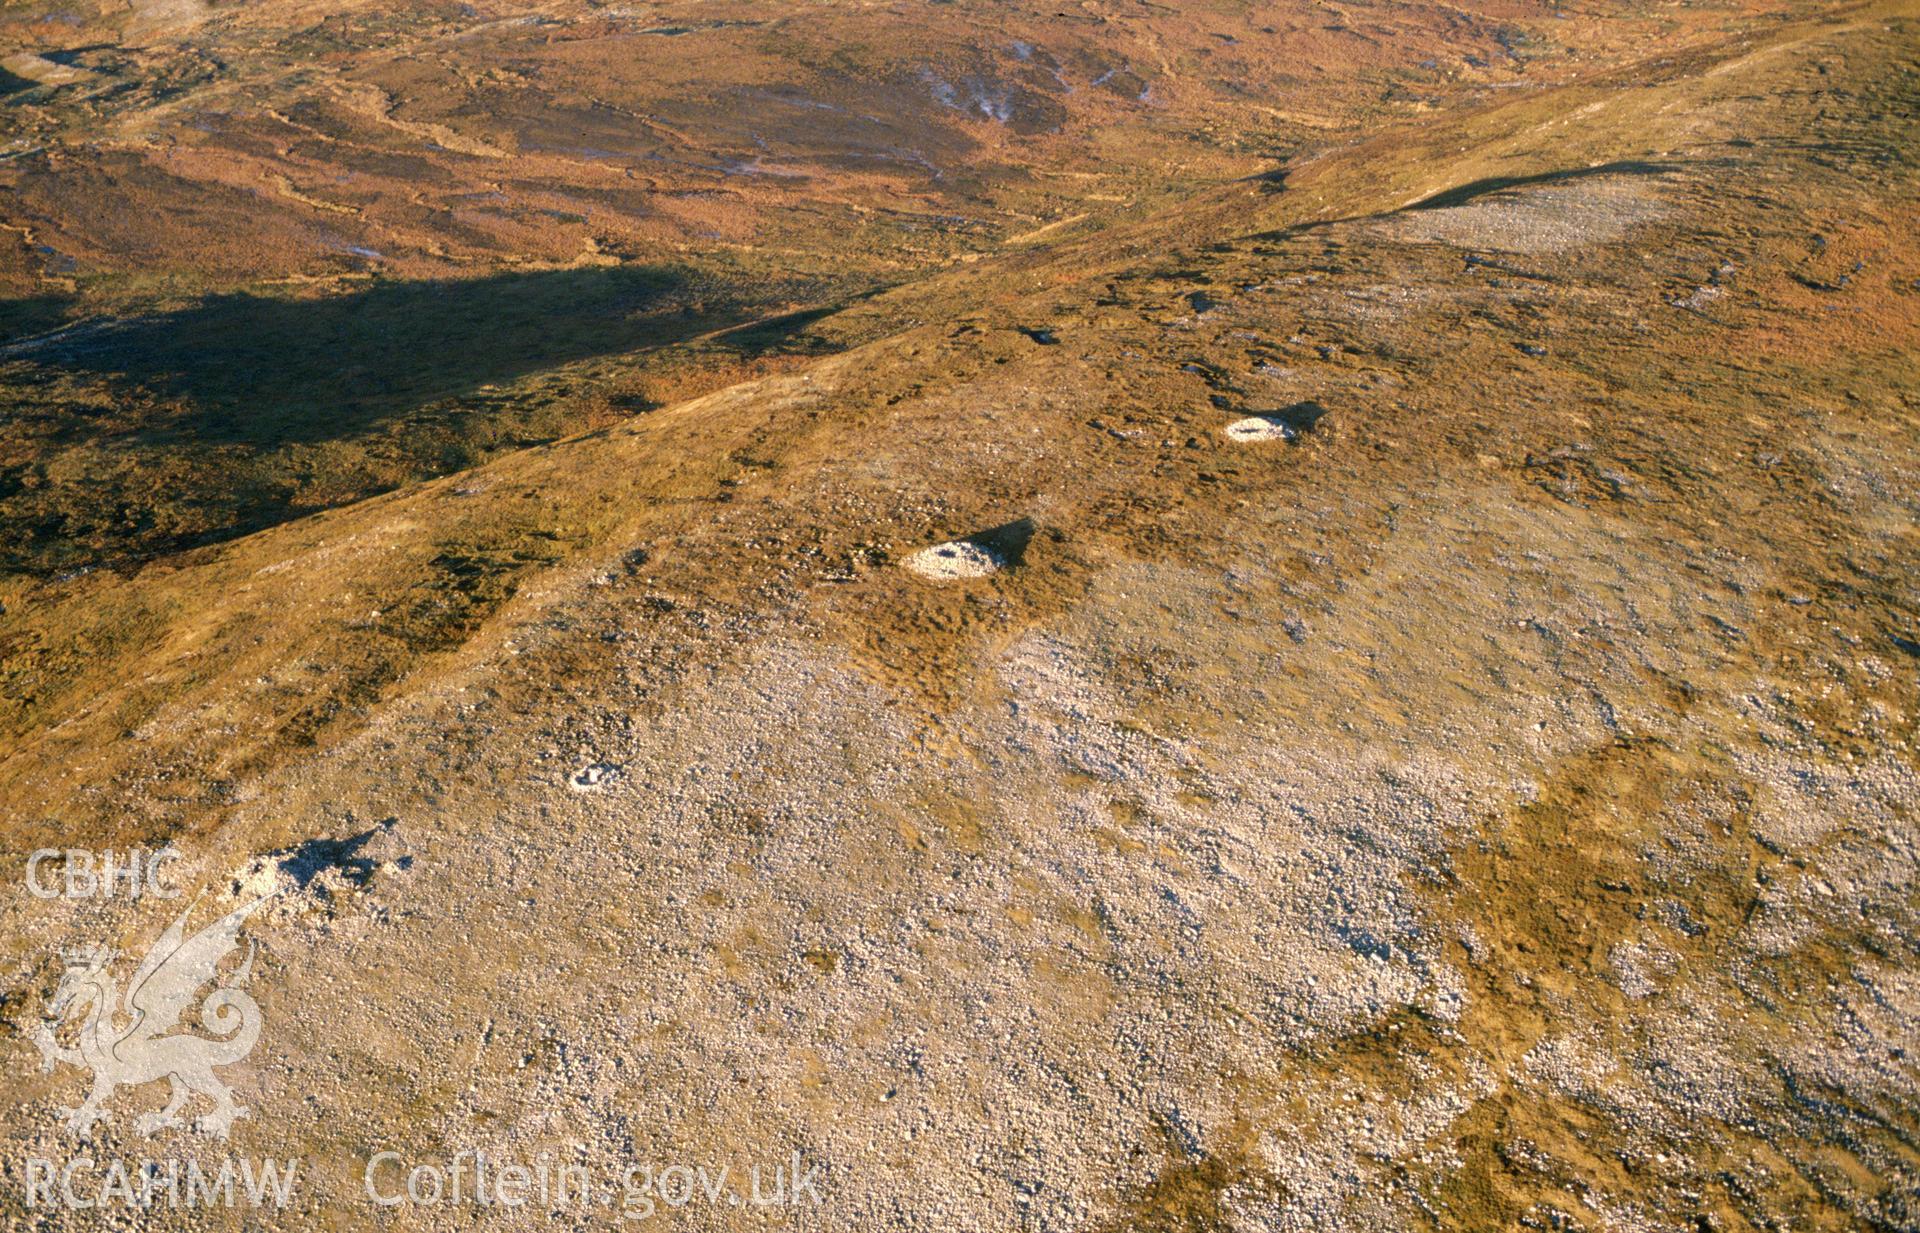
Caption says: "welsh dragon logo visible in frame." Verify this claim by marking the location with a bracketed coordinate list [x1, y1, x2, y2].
[34, 894, 273, 1138]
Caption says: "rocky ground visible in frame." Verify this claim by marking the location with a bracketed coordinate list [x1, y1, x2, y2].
[2, 1, 1918, 1230]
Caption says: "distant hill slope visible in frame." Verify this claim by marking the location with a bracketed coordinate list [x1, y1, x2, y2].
[0, 0, 1827, 577]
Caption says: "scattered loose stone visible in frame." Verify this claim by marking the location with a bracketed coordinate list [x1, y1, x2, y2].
[1671, 283, 1724, 311]
[569, 762, 620, 791]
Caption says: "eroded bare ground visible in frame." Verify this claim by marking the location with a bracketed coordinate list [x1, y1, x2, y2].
[1, 1, 1918, 1230]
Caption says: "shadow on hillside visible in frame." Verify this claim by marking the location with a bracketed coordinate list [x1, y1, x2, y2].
[0, 294, 75, 344]
[1401, 160, 1678, 211]
[1247, 160, 1680, 243]
[0, 265, 850, 577]
[9, 263, 828, 447]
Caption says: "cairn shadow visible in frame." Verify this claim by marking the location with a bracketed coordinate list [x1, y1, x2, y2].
[965, 517, 1038, 567]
